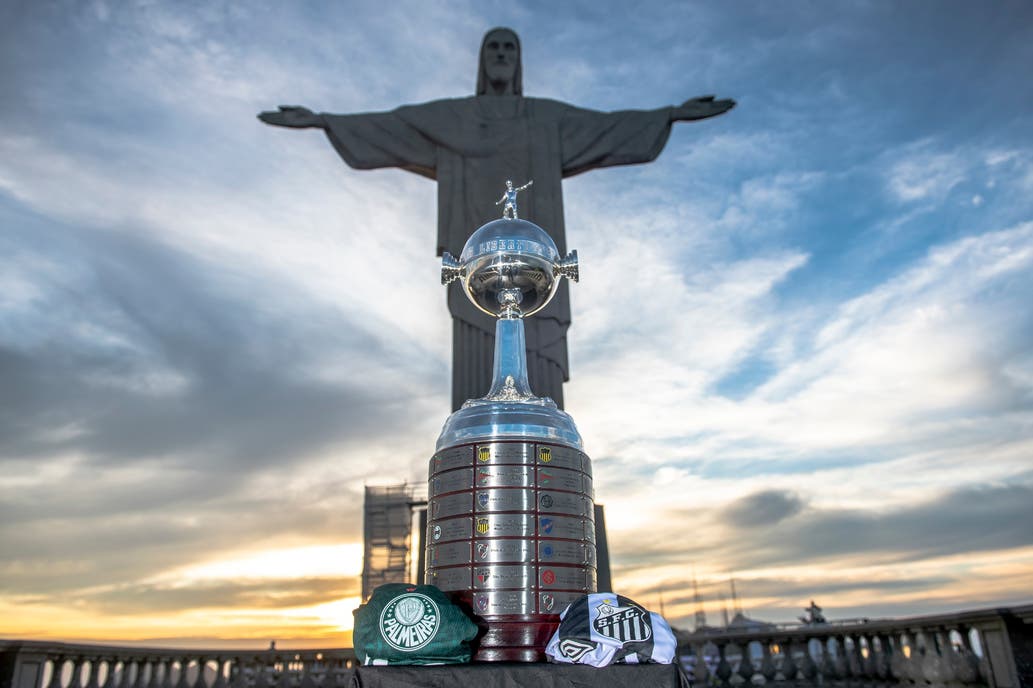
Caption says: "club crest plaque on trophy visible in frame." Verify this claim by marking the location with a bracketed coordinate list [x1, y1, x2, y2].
[426, 184, 596, 662]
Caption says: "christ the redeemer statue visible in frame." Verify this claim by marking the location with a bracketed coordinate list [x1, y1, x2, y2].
[260, 27, 734, 412]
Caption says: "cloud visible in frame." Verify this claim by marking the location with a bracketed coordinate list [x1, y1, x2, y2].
[576, 219, 1033, 488]
[0, 213, 437, 468]
[724, 490, 806, 528]
[732, 482, 1033, 568]
[77, 577, 360, 616]
[612, 480, 1033, 575]
[738, 221, 1033, 452]
[887, 146, 966, 203]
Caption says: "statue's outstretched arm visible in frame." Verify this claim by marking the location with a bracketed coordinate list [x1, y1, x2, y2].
[257, 105, 326, 129]
[516, 180, 533, 191]
[670, 95, 736, 122]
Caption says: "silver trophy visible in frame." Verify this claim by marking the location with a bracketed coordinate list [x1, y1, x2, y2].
[427, 189, 596, 662]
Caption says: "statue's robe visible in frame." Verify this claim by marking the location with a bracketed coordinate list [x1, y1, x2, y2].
[322, 95, 673, 411]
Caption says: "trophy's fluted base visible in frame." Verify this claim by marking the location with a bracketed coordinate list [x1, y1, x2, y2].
[472, 616, 559, 662]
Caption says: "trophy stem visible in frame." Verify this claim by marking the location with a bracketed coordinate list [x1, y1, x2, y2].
[484, 316, 535, 401]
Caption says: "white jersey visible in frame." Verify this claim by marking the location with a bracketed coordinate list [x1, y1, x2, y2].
[545, 592, 677, 666]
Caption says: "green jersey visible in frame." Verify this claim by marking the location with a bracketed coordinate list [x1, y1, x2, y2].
[353, 583, 479, 665]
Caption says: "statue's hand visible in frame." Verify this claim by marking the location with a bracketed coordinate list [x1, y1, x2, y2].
[257, 105, 324, 129]
[672, 95, 736, 122]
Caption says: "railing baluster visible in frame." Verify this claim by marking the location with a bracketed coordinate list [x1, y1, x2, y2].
[276, 661, 291, 688]
[715, 640, 733, 688]
[229, 656, 250, 688]
[296, 668, 316, 688]
[932, 627, 955, 687]
[690, 643, 710, 686]
[738, 642, 756, 685]
[874, 635, 887, 683]
[327, 662, 347, 688]
[251, 661, 269, 688]
[173, 659, 189, 688]
[760, 641, 777, 685]
[45, 658, 65, 688]
[162, 661, 176, 688]
[145, 661, 160, 688]
[857, 635, 869, 682]
[108, 660, 123, 688]
[916, 629, 940, 685]
[68, 658, 86, 688]
[832, 635, 848, 682]
[122, 662, 136, 688]
[199, 659, 211, 688]
[851, 640, 865, 687]
[90, 660, 105, 688]
[797, 638, 818, 686]
[890, 633, 909, 684]
[209, 660, 227, 688]
[779, 639, 799, 685]
[818, 637, 836, 684]
[951, 625, 981, 685]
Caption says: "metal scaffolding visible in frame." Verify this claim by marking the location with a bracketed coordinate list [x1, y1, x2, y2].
[361, 484, 425, 600]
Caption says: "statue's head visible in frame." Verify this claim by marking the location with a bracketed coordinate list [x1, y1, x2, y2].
[505, 180, 514, 190]
[477, 27, 522, 96]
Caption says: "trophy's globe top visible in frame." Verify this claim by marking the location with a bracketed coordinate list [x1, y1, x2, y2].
[460, 218, 560, 263]
[442, 218, 578, 319]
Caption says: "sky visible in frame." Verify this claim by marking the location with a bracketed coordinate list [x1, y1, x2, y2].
[1, 0, 1032, 649]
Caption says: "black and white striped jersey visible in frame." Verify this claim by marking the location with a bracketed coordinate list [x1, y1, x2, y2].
[545, 592, 677, 666]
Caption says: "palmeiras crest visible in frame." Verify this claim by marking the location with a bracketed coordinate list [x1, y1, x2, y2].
[378, 593, 440, 652]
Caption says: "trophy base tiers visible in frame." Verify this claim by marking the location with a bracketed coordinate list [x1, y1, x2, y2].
[429, 439, 596, 662]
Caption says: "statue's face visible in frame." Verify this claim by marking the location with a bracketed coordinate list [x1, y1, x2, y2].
[482, 29, 518, 86]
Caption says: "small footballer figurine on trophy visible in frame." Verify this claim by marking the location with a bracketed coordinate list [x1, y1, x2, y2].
[495, 179, 533, 220]
[427, 183, 596, 662]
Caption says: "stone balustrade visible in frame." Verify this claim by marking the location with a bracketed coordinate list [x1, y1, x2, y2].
[0, 643, 358, 688]
[3, 605, 1031, 688]
[676, 604, 1033, 688]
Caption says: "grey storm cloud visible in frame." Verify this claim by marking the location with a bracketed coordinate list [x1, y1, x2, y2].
[0, 212, 427, 470]
[721, 483, 1033, 570]
[723, 489, 806, 527]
